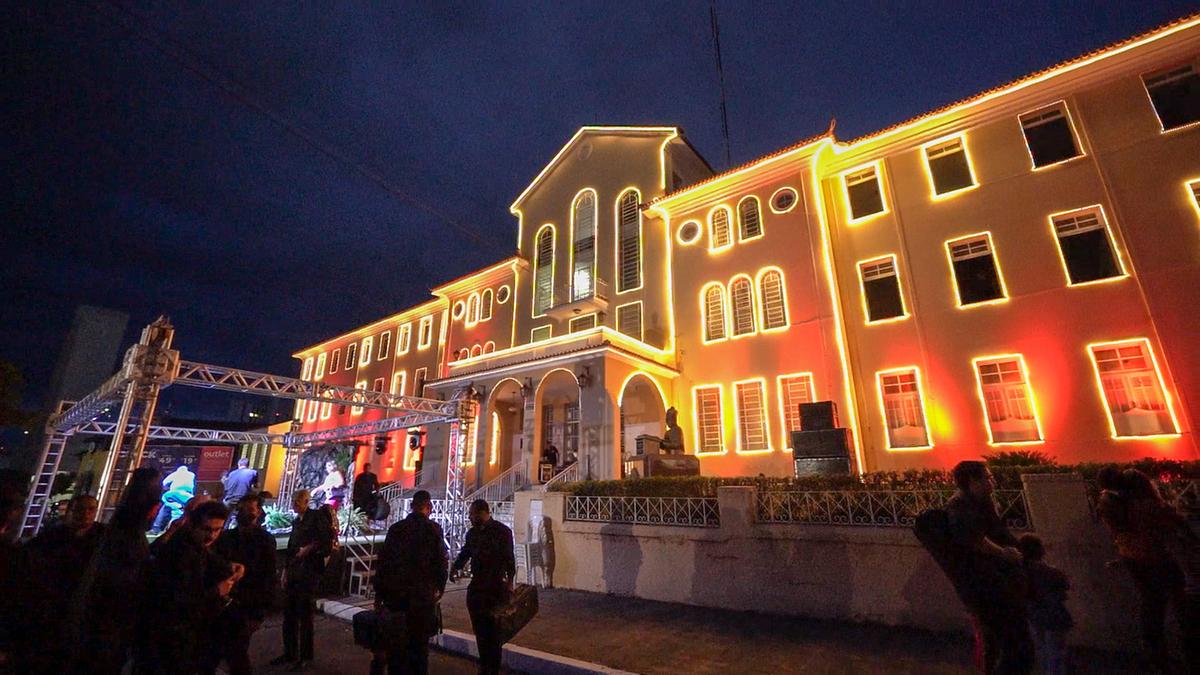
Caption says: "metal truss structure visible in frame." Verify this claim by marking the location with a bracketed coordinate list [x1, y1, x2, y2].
[20, 318, 477, 544]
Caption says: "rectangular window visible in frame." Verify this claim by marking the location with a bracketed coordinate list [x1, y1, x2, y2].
[734, 380, 770, 453]
[306, 396, 320, 423]
[414, 368, 428, 397]
[564, 401, 580, 464]
[377, 331, 392, 360]
[1088, 339, 1179, 438]
[352, 381, 367, 415]
[1019, 103, 1081, 168]
[301, 357, 314, 381]
[542, 405, 557, 456]
[329, 349, 341, 374]
[391, 370, 407, 397]
[569, 314, 596, 333]
[616, 302, 643, 341]
[345, 343, 358, 370]
[530, 325, 552, 343]
[360, 336, 374, 366]
[842, 164, 886, 221]
[319, 396, 332, 421]
[947, 233, 1005, 306]
[1051, 207, 1123, 285]
[858, 256, 906, 322]
[372, 377, 385, 394]
[693, 385, 724, 455]
[417, 316, 433, 350]
[1143, 64, 1200, 131]
[397, 324, 412, 355]
[314, 353, 326, 379]
[777, 373, 815, 447]
[974, 356, 1042, 444]
[877, 369, 931, 449]
[294, 399, 306, 421]
[923, 136, 975, 197]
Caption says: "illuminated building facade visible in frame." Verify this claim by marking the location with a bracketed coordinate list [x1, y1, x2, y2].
[294, 17, 1199, 488]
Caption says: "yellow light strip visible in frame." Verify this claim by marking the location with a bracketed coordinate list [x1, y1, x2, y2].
[489, 410, 501, 466]
[856, 253, 910, 325]
[531, 223, 557, 319]
[809, 140, 865, 472]
[707, 204, 734, 253]
[1047, 204, 1129, 287]
[293, 298, 444, 357]
[613, 186, 644, 294]
[568, 188, 598, 305]
[1085, 337, 1182, 440]
[874, 366, 934, 451]
[736, 195, 765, 243]
[768, 186, 799, 214]
[699, 281, 729, 345]
[691, 384, 727, 456]
[617, 370, 669, 409]
[970, 354, 1045, 446]
[754, 266, 790, 334]
[1186, 178, 1200, 220]
[658, 129, 679, 191]
[840, 160, 889, 225]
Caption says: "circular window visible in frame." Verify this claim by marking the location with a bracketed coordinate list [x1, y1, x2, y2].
[770, 187, 799, 214]
[452, 300, 466, 320]
[677, 220, 702, 245]
[497, 285, 511, 304]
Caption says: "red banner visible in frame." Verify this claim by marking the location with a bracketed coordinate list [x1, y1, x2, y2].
[196, 445, 235, 482]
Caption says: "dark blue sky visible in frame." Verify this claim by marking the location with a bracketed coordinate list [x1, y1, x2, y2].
[2, 1, 1193, 409]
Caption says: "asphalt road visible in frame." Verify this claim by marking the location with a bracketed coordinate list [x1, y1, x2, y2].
[244, 613, 483, 674]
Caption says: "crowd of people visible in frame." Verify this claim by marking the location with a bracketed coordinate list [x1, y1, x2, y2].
[924, 460, 1198, 674]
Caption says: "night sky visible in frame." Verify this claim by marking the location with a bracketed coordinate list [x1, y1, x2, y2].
[3, 1, 1194, 411]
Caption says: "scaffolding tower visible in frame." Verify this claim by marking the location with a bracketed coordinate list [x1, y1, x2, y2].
[21, 317, 476, 549]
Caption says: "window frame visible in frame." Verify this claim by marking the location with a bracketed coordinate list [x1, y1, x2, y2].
[615, 301, 644, 342]
[776, 372, 816, 450]
[769, 187, 799, 214]
[352, 380, 367, 415]
[481, 289, 494, 321]
[1087, 338, 1181, 439]
[733, 378, 772, 454]
[708, 205, 733, 253]
[570, 189, 598, 303]
[875, 367, 933, 451]
[1048, 205, 1127, 287]
[397, 323, 412, 355]
[615, 188, 643, 293]
[532, 224, 556, 317]
[677, 220, 702, 246]
[344, 343, 357, 370]
[857, 254, 909, 324]
[756, 266, 789, 332]
[841, 161, 888, 224]
[417, 316, 434, 350]
[568, 313, 597, 333]
[692, 384, 726, 455]
[944, 232, 1008, 308]
[329, 348, 341, 374]
[971, 354, 1044, 446]
[921, 133, 978, 200]
[737, 195, 764, 242]
[413, 368, 428, 397]
[391, 370, 408, 397]
[729, 275, 757, 338]
[301, 357, 314, 381]
[360, 336, 374, 366]
[314, 352, 326, 380]
[530, 325, 552, 343]
[1141, 63, 1200, 133]
[1018, 101, 1084, 171]
[377, 331, 392, 360]
[700, 282, 728, 344]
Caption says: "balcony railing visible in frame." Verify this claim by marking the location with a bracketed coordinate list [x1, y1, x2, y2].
[756, 489, 1031, 530]
[565, 495, 720, 528]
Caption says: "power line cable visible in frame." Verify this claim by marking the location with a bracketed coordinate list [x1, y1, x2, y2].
[83, 0, 502, 249]
[709, 0, 732, 167]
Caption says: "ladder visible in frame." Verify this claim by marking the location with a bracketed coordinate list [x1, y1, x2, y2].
[19, 427, 70, 539]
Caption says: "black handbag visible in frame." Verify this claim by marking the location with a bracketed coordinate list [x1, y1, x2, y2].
[493, 584, 538, 644]
[353, 607, 408, 651]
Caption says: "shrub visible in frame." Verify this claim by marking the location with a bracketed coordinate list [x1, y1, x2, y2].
[338, 506, 369, 534]
[558, 458, 1200, 497]
[263, 504, 295, 532]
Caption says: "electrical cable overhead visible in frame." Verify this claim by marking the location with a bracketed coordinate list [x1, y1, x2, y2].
[83, 0, 503, 249]
[709, 0, 732, 168]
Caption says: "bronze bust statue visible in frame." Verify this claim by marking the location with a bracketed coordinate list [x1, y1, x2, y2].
[660, 406, 685, 455]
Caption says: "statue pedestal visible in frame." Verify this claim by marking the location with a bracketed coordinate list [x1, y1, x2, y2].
[623, 453, 700, 479]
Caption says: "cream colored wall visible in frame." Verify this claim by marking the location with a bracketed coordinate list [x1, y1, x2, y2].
[512, 132, 675, 348]
[663, 162, 850, 478]
[820, 48, 1198, 471]
[442, 269, 519, 364]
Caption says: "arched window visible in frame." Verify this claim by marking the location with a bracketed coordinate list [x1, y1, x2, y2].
[571, 190, 597, 301]
[709, 206, 732, 251]
[757, 268, 788, 331]
[702, 284, 727, 342]
[481, 289, 493, 321]
[467, 293, 480, 325]
[484, 341, 496, 353]
[471, 344, 482, 358]
[457, 348, 469, 361]
[738, 196, 763, 241]
[616, 189, 641, 292]
[533, 226, 555, 315]
[730, 276, 756, 336]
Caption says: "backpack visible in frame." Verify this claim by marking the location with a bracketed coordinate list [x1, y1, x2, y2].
[913, 507, 962, 578]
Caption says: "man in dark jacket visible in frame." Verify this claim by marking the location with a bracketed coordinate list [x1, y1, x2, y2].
[451, 499, 516, 675]
[945, 461, 1031, 675]
[353, 463, 380, 515]
[209, 493, 277, 675]
[221, 457, 259, 511]
[271, 489, 334, 670]
[375, 489, 448, 675]
[138, 500, 242, 673]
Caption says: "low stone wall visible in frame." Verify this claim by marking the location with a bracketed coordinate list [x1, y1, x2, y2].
[513, 474, 1143, 651]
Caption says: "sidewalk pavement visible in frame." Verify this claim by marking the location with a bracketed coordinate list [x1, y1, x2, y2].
[326, 584, 1144, 674]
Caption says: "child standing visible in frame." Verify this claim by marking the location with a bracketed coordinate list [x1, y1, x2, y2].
[1018, 534, 1073, 675]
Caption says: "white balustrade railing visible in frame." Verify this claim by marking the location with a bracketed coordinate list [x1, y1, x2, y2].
[540, 461, 579, 491]
[565, 495, 720, 528]
[756, 489, 1031, 529]
[466, 461, 529, 505]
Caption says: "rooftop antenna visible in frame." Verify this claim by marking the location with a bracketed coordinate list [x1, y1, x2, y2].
[709, 0, 732, 167]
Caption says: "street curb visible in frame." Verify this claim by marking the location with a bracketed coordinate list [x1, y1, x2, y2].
[318, 599, 639, 675]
